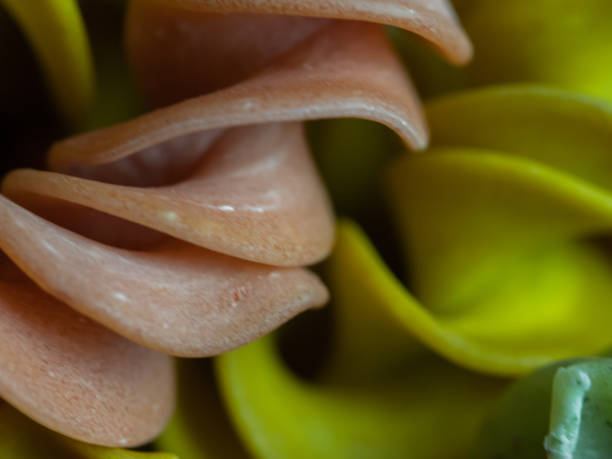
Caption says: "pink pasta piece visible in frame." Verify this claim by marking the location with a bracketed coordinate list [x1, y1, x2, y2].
[6, 124, 334, 266]
[0, 194, 328, 357]
[0, 258, 174, 447]
[50, 19, 428, 171]
[142, 0, 471, 65]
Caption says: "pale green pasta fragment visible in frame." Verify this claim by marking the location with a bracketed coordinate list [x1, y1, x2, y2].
[473, 358, 612, 458]
[0, 403, 177, 459]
